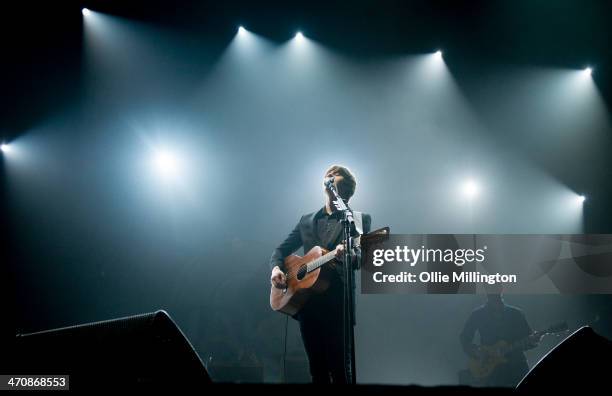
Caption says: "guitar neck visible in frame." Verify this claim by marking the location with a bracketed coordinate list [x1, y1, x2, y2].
[507, 330, 547, 354]
[501, 322, 567, 355]
[306, 251, 338, 273]
[302, 227, 391, 275]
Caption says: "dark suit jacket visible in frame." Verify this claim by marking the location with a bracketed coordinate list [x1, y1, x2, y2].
[269, 209, 372, 274]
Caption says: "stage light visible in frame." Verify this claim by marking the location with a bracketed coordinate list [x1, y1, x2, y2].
[461, 179, 479, 200]
[0, 143, 10, 153]
[583, 67, 592, 76]
[434, 50, 443, 60]
[153, 149, 181, 180]
[577, 195, 586, 204]
[295, 31, 305, 42]
[82, 8, 90, 16]
[238, 26, 246, 35]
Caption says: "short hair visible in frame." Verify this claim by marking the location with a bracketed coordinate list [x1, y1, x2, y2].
[325, 164, 357, 201]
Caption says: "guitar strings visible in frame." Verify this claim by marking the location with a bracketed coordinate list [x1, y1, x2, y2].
[282, 251, 337, 282]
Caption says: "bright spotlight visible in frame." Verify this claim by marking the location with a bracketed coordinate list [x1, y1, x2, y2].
[82, 8, 90, 16]
[461, 179, 479, 200]
[0, 143, 10, 153]
[434, 50, 443, 59]
[583, 67, 592, 76]
[577, 195, 586, 204]
[238, 26, 246, 35]
[153, 149, 181, 180]
[295, 31, 304, 41]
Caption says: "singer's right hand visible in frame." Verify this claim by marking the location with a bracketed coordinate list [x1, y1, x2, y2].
[271, 266, 287, 289]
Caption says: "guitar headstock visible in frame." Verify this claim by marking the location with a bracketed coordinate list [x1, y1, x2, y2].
[359, 227, 391, 246]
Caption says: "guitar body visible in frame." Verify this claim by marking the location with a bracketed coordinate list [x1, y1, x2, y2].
[468, 341, 509, 379]
[270, 246, 333, 316]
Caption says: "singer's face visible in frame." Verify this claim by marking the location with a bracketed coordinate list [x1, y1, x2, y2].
[325, 169, 344, 183]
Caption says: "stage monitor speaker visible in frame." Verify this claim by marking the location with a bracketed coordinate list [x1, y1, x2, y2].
[517, 326, 612, 391]
[14, 310, 211, 390]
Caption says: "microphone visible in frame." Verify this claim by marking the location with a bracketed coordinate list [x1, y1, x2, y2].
[324, 176, 335, 187]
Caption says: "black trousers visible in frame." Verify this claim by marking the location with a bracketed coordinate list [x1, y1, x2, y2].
[297, 272, 346, 384]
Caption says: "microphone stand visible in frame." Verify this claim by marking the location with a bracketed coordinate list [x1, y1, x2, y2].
[325, 180, 358, 384]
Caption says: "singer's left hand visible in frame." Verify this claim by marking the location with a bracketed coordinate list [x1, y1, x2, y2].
[335, 244, 345, 258]
[528, 333, 544, 345]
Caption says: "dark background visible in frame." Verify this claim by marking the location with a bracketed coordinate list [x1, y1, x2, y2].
[2, 0, 612, 384]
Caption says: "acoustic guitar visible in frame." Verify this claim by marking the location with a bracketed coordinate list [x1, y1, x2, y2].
[270, 227, 389, 316]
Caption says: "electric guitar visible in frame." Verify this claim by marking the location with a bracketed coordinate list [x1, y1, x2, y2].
[468, 321, 569, 380]
[270, 227, 389, 316]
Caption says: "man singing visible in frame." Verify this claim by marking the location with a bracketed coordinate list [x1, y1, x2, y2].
[269, 165, 371, 383]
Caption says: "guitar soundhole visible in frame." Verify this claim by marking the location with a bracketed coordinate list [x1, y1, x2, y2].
[296, 265, 307, 281]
